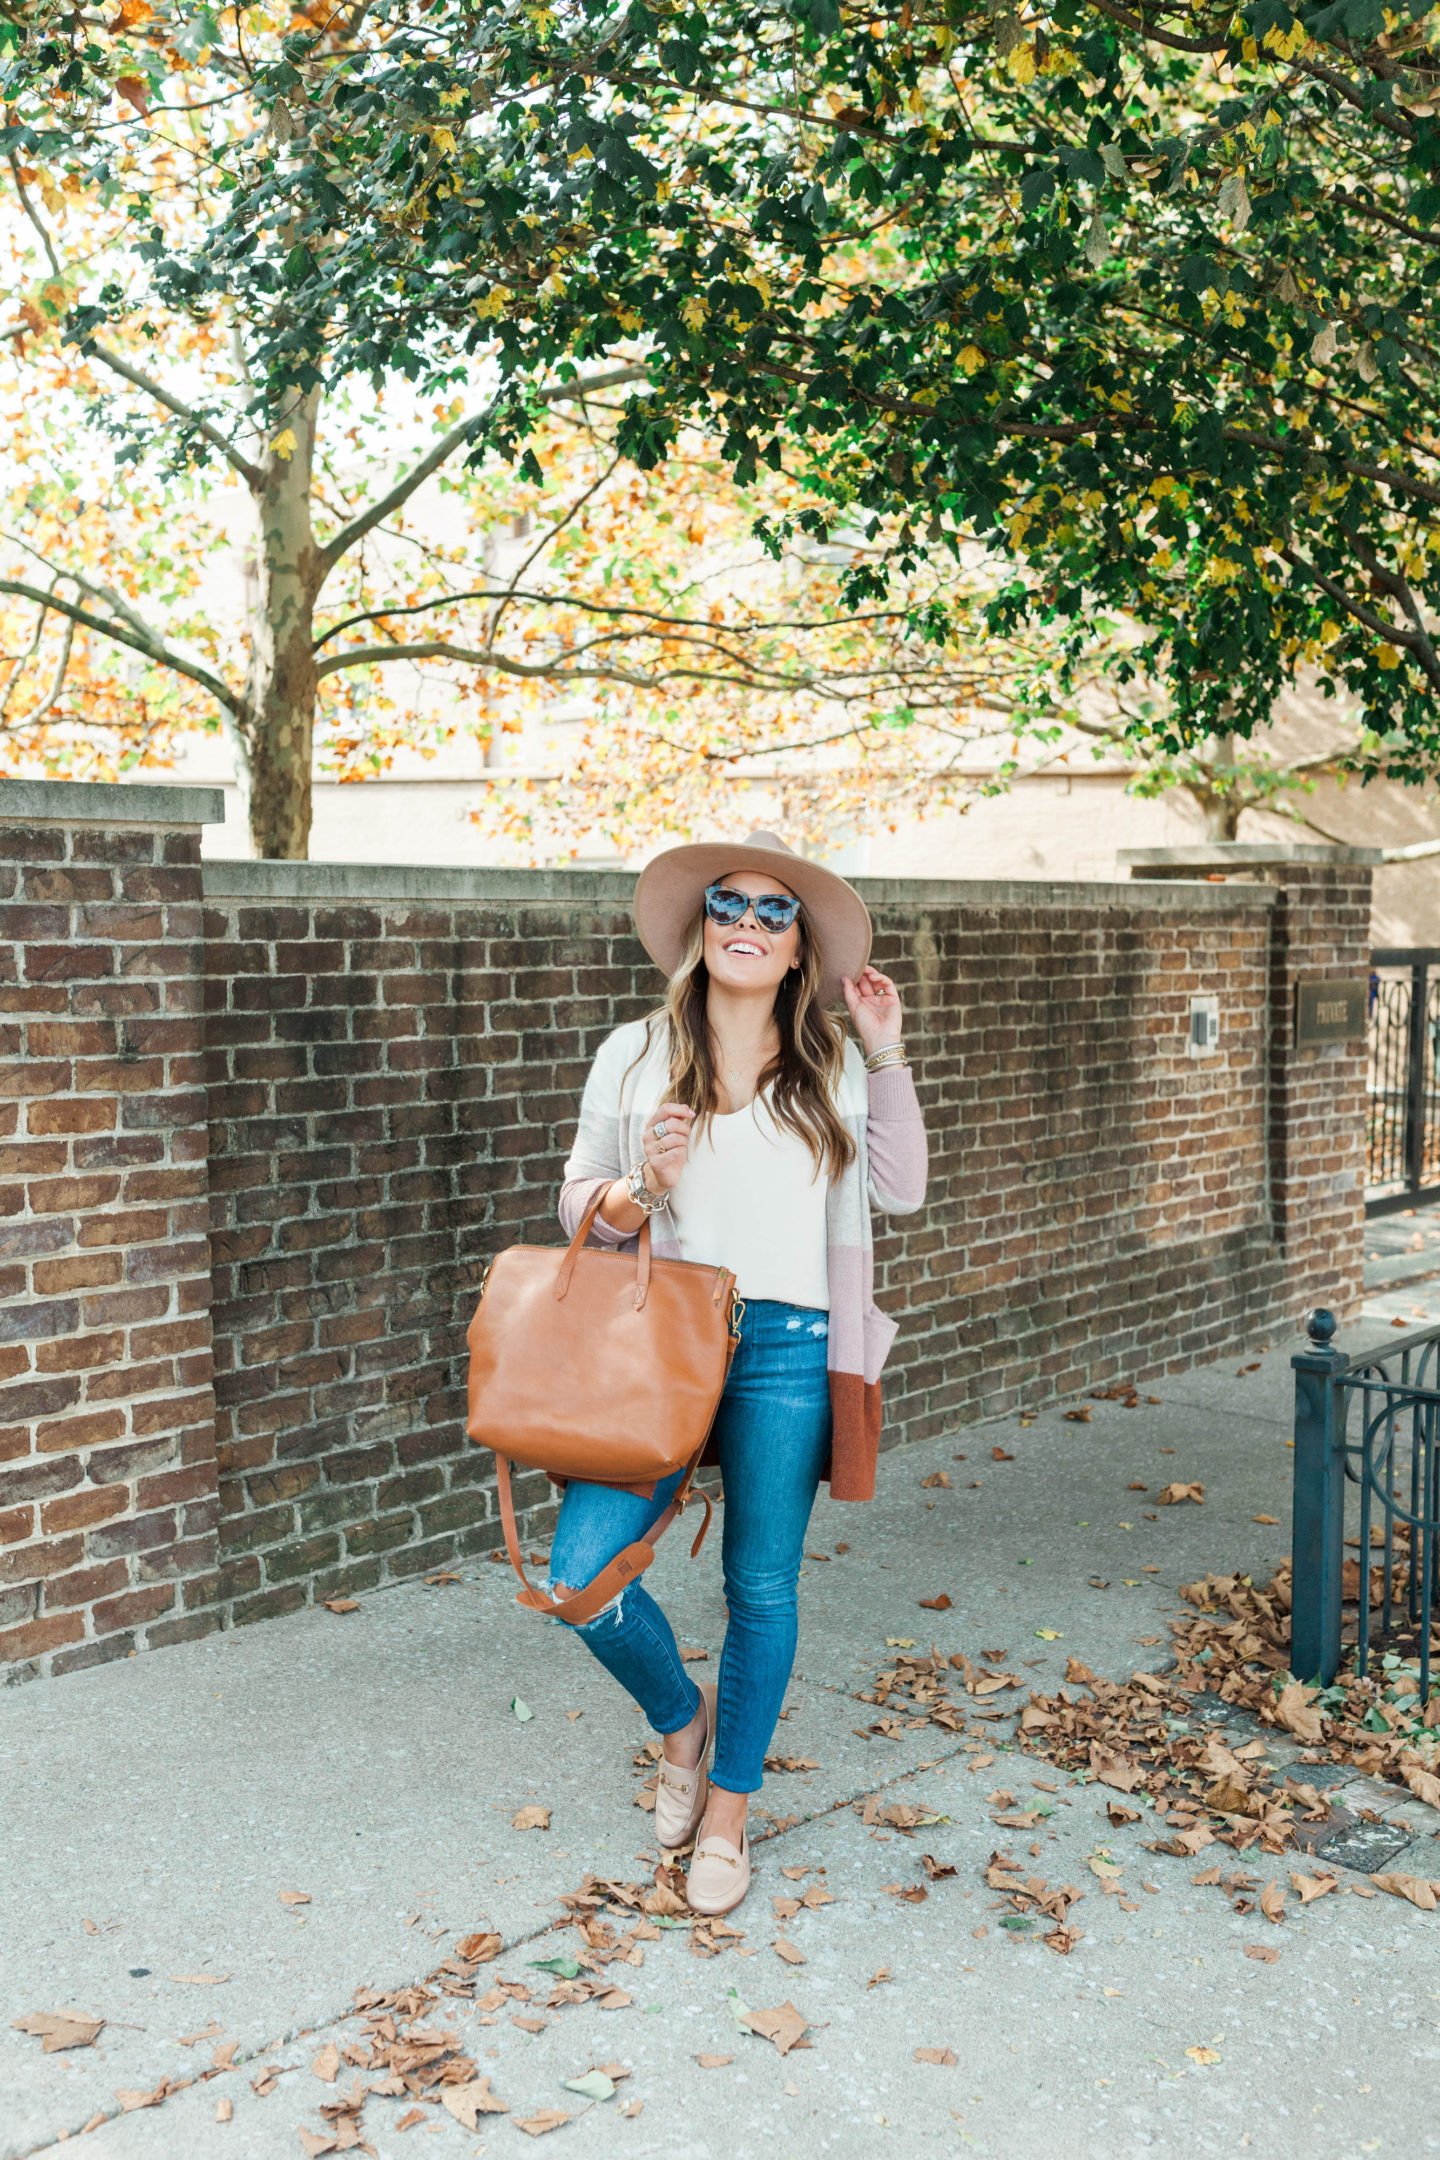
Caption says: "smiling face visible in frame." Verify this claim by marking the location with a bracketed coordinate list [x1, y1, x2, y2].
[701, 868, 803, 999]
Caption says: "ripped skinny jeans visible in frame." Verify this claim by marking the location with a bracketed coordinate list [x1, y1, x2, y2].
[546, 1299, 832, 1795]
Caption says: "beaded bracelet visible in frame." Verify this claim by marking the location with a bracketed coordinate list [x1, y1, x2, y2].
[864, 1040, 909, 1073]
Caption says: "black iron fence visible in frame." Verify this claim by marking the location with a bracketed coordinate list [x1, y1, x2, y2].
[1292, 1308, 1440, 1702]
[1367, 948, 1440, 1216]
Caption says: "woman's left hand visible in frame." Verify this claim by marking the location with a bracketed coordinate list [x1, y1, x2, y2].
[842, 966, 904, 1055]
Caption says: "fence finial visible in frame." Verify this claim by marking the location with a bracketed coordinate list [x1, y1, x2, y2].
[1304, 1307, 1338, 1347]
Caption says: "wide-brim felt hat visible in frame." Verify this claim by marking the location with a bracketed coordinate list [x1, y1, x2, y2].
[632, 829, 872, 1008]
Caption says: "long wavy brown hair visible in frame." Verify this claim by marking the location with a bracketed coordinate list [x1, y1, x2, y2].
[660, 899, 855, 1180]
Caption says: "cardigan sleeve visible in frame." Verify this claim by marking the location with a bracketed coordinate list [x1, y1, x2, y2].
[865, 1062, 928, 1214]
[558, 1025, 642, 1248]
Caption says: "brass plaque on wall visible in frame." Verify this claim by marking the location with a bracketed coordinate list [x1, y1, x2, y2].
[1294, 978, 1368, 1046]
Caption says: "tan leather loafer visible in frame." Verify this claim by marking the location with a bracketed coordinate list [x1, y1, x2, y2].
[685, 1828, 750, 1916]
[654, 1682, 716, 1853]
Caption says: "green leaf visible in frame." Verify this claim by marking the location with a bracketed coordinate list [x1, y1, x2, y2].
[529, 1954, 581, 1978]
[563, 2069, 616, 2099]
[512, 1697, 533, 1722]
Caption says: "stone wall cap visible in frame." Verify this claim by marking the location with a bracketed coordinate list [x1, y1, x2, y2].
[1118, 841, 1382, 872]
[200, 856, 1279, 911]
[0, 778, 226, 827]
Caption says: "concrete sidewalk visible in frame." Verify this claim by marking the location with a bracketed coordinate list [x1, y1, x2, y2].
[4, 1323, 1439, 2160]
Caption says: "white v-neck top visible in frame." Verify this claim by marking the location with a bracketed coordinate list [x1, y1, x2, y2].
[662, 1091, 829, 1311]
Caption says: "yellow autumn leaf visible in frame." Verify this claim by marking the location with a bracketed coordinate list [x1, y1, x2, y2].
[269, 427, 297, 461]
[680, 295, 708, 331]
[1007, 42, 1036, 83]
[957, 345, 988, 375]
[1377, 644, 1401, 670]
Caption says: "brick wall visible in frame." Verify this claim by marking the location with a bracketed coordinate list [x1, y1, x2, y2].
[0, 787, 1375, 1684]
[0, 783, 223, 1680]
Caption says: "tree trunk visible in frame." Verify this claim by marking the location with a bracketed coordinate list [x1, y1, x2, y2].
[245, 388, 322, 858]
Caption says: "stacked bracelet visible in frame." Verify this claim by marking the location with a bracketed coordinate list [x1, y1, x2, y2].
[625, 1161, 668, 1214]
[864, 1040, 909, 1073]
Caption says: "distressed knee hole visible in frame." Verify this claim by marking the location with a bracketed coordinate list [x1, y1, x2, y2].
[550, 1579, 627, 1630]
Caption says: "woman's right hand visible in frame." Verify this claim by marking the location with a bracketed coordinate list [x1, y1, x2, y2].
[641, 1101, 695, 1194]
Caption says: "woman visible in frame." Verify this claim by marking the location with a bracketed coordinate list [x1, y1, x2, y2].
[550, 830, 927, 1915]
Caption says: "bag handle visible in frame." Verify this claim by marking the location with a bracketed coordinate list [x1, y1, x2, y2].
[554, 1187, 653, 1312]
[494, 1447, 714, 1623]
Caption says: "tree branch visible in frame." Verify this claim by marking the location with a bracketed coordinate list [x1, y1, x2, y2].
[0, 576, 247, 727]
[82, 342, 266, 489]
[1277, 544, 1440, 694]
[317, 366, 648, 577]
[1082, 0, 1229, 54]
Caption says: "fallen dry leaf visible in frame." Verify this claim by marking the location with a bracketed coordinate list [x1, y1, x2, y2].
[920, 1471, 951, 1489]
[800, 1884, 835, 1908]
[12, 2011, 104, 2054]
[1157, 1482, 1205, 1506]
[598, 1989, 633, 2010]
[918, 1593, 953, 1611]
[1106, 1801, 1141, 1827]
[679, 1646, 709, 1662]
[1043, 1925, 1083, 1955]
[1259, 1882, 1287, 1925]
[697, 2053, 732, 2068]
[1403, 1762, 1440, 1809]
[216, 2097, 233, 2123]
[395, 2107, 427, 2131]
[868, 1966, 892, 1989]
[1089, 1744, 1144, 1794]
[170, 1973, 231, 1986]
[515, 2110, 571, 2137]
[297, 2132, 337, 2158]
[1244, 1943, 1280, 1963]
[177, 2023, 224, 2050]
[992, 1446, 1016, 1461]
[115, 2080, 174, 2112]
[279, 1891, 311, 1909]
[455, 1931, 502, 1964]
[921, 1854, 957, 1882]
[511, 1806, 552, 1831]
[310, 2043, 339, 2084]
[1371, 1871, 1440, 1910]
[440, 2080, 509, 2127]
[773, 1939, 806, 1965]
[741, 2001, 811, 2056]
[1289, 1871, 1339, 1905]
[914, 2047, 957, 2066]
[321, 1599, 358, 1615]
[1185, 2046, 1222, 2067]
[1274, 1682, 1325, 1746]
[1252, 1514, 1280, 1525]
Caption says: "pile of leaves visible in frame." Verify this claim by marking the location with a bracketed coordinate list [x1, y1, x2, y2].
[554, 1868, 750, 1964]
[999, 1559, 1440, 1857]
[983, 1851, 1084, 1957]
[1169, 1559, 1440, 1806]
[855, 1644, 1026, 1739]
[1013, 1656, 1322, 1856]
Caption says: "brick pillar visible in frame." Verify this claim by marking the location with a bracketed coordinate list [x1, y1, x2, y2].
[1265, 859, 1374, 1316]
[0, 780, 224, 1682]
[1121, 842, 1377, 1323]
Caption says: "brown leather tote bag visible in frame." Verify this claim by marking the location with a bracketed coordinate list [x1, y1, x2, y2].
[466, 1192, 740, 1623]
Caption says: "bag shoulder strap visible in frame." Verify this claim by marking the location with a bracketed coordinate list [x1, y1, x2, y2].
[494, 1449, 713, 1623]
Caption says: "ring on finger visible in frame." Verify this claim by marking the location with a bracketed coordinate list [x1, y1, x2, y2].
[654, 1118, 669, 1140]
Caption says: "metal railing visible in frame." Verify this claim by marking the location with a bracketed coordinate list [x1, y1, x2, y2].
[1292, 1308, 1440, 1701]
[1367, 948, 1440, 1216]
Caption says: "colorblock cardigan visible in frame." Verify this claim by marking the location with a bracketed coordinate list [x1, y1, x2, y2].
[558, 1017, 929, 1501]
